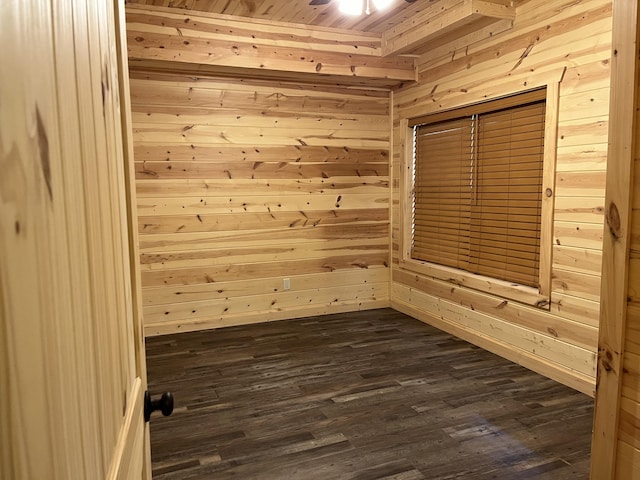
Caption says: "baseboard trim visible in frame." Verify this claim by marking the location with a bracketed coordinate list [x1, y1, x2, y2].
[391, 299, 596, 397]
[144, 299, 390, 336]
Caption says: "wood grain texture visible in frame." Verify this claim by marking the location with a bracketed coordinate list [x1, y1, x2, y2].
[131, 74, 391, 335]
[126, 5, 417, 87]
[114, 0, 153, 475]
[591, 0, 640, 477]
[0, 0, 148, 477]
[125, 0, 465, 33]
[391, 0, 612, 393]
[146, 308, 593, 480]
[381, 0, 515, 56]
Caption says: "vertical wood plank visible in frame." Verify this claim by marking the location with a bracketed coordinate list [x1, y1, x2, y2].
[590, 0, 640, 478]
[388, 93, 395, 287]
[397, 117, 412, 264]
[113, 0, 153, 476]
[1, 1, 148, 478]
[1, 0, 71, 477]
[539, 82, 560, 297]
[52, 0, 108, 475]
[85, 0, 125, 461]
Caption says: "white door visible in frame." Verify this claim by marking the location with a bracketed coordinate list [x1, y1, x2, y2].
[0, 0, 151, 478]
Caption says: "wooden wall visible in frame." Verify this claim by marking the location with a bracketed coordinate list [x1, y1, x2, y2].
[130, 73, 391, 335]
[390, 0, 613, 395]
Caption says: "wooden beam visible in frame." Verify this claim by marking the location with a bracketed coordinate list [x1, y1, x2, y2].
[126, 5, 383, 55]
[590, 0, 640, 478]
[127, 59, 413, 89]
[126, 5, 416, 87]
[381, 0, 515, 57]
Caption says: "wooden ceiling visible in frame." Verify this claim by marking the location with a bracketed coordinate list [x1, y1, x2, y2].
[126, 0, 516, 87]
[124, 0, 438, 33]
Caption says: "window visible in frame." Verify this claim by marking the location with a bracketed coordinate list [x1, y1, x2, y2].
[403, 88, 555, 307]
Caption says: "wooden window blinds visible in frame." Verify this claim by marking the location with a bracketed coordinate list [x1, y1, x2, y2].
[410, 89, 546, 288]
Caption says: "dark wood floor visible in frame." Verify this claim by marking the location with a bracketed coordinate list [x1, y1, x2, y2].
[146, 308, 594, 480]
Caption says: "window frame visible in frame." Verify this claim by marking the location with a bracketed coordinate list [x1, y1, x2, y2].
[398, 84, 559, 309]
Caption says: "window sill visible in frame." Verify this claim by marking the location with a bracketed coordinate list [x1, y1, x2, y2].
[399, 258, 551, 310]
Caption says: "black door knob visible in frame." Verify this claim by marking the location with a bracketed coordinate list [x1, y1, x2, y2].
[144, 390, 174, 422]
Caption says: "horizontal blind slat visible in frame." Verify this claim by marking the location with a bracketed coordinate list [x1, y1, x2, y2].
[412, 91, 545, 289]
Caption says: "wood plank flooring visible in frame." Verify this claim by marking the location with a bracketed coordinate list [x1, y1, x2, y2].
[145, 308, 593, 479]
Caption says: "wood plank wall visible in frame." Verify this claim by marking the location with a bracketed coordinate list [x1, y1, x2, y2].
[130, 73, 391, 335]
[390, 0, 613, 395]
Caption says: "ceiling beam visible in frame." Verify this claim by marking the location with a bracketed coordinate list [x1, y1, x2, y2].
[381, 0, 515, 57]
[126, 5, 417, 87]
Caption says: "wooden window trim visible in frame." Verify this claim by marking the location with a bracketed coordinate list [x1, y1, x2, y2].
[399, 84, 559, 309]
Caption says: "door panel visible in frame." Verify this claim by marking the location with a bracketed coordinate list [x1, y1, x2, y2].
[107, 378, 146, 479]
[0, 1, 149, 478]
